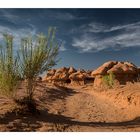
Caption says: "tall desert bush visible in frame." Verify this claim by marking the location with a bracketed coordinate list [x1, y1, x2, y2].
[0, 28, 59, 114]
[0, 34, 20, 97]
[17, 28, 59, 111]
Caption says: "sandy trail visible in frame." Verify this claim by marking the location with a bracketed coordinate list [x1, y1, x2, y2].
[64, 88, 127, 123]
[40, 84, 140, 131]
[1, 83, 140, 131]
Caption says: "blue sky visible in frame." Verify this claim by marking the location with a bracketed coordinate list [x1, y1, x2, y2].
[0, 9, 140, 70]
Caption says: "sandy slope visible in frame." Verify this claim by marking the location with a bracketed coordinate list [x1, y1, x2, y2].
[1, 83, 140, 131]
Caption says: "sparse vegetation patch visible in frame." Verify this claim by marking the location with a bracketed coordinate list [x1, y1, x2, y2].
[102, 72, 115, 88]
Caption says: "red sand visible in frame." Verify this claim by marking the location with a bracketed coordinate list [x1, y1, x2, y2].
[0, 82, 140, 131]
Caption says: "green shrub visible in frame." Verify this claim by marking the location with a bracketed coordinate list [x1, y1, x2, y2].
[0, 34, 20, 97]
[16, 28, 59, 112]
[102, 72, 115, 88]
[0, 28, 59, 113]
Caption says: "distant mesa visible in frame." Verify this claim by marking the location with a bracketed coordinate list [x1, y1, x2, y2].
[42, 61, 140, 87]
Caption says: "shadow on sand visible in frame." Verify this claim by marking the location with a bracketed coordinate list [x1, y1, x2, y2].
[39, 84, 78, 102]
[1, 108, 140, 131]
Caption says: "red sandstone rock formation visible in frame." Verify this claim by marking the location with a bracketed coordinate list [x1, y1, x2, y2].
[93, 61, 139, 87]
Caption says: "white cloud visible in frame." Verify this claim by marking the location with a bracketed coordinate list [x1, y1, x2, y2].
[60, 45, 67, 51]
[0, 9, 32, 27]
[78, 21, 140, 33]
[40, 11, 78, 21]
[72, 35, 108, 53]
[109, 21, 140, 32]
[51, 13, 76, 21]
[87, 22, 108, 33]
[59, 41, 67, 51]
[0, 10, 20, 24]
[72, 21, 140, 53]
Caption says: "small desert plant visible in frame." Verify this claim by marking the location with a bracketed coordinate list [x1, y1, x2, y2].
[17, 28, 59, 112]
[0, 34, 20, 97]
[102, 72, 115, 88]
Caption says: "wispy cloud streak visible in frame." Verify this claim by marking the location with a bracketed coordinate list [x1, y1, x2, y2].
[72, 21, 140, 52]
